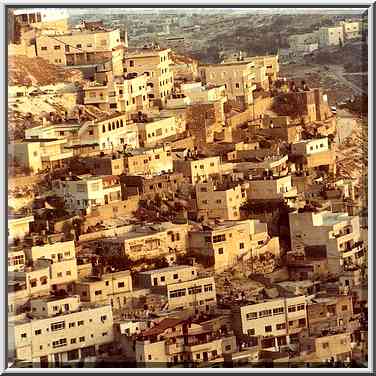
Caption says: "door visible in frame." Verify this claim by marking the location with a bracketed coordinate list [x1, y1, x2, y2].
[203, 352, 208, 362]
[54, 353, 60, 366]
[40, 356, 49, 368]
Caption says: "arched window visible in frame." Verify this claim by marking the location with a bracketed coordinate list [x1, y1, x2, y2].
[102, 125, 105, 133]
[116, 120, 119, 128]
[120, 119, 123, 127]
[112, 123, 115, 130]
[107, 123, 111, 131]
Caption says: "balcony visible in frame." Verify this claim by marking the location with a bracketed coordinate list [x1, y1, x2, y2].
[84, 97, 109, 104]
[41, 151, 74, 162]
[165, 341, 185, 355]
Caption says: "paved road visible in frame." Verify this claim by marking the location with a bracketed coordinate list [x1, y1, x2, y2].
[328, 65, 367, 96]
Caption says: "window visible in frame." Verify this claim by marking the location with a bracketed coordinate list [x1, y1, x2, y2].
[76, 44, 82, 49]
[118, 282, 125, 288]
[21, 333, 27, 338]
[77, 320, 84, 326]
[129, 60, 134, 67]
[265, 325, 272, 333]
[66, 271, 71, 276]
[322, 342, 329, 349]
[71, 338, 76, 344]
[225, 345, 232, 351]
[298, 318, 306, 327]
[218, 248, 224, 255]
[173, 274, 178, 280]
[95, 290, 102, 296]
[246, 312, 257, 320]
[169, 288, 186, 298]
[51, 322, 65, 331]
[202, 200, 208, 204]
[247, 329, 255, 336]
[102, 332, 108, 336]
[297, 303, 305, 311]
[342, 305, 348, 311]
[276, 323, 286, 330]
[288, 305, 296, 313]
[213, 234, 226, 243]
[57, 272, 63, 277]
[204, 284, 213, 292]
[216, 199, 222, 204]
[259, 309, 272, 318]
[54, 45, 61, 50]
[69, 322, 75, 328]
[52, 338, 67, 348]
[89, 130, 94, 135]
[79, 336, 85, 342]
[273, 307, 284, 315]
[67, 349, 79, 361]
[188, 286, 202, 295]
[235, 83, 240, 88]
[239, 242, 244, 249]
[101, 315, 107, 321]
[41, 46, 47, 51]
[148, 355, 152, 360]
[35, 329, 42, 335]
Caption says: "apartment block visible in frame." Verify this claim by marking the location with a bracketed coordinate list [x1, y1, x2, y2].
[291, 137, 336, 175]
[306, 294, 357, 336]
[173, 156, 222, 185]
[24, 239, 78, 290]
[136, 115, 180, 147]
[247, 174, 298, 204]
[9, 8, 69, 44]
[99, 222, 190, 261]
[340, 20, 362, 40]
[122, 145, 173, 176]
[120, 172, 184, 200]
[35, 28, 122, 66]
[8, 248, 26, 273]
[9, 141, 43, 173]
[84, 154, 125, 176]
[289, 209, 364, 274]
[300, 330, 353, 363]
[180, 82, 227, 104]
[131, 316, 236, 365]
[8, 295, 113, 367]
[195, 180, 248, 221]
[232, 295, 308, 350]
[189, 219, 280, 272]
[137, 265, 216, 311]
[123, 48, 174, 105]
[52, 174, 122, 214]
[199, 61, 257, 110]
[79, 113, 139, 151]
[84, 73, 149, 114]
[318, 26, 344, 47]
[8, 214, 34, 242]
[75, 270, 133, 310]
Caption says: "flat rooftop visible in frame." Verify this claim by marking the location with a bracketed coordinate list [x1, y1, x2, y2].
[321, 212, 352, 226]
[138, 265, 194, 275]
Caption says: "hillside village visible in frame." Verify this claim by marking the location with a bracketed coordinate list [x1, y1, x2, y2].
[7, 8, 368, 368]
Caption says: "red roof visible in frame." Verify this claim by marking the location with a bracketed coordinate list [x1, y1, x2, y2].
[141, 318, 186, 337]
